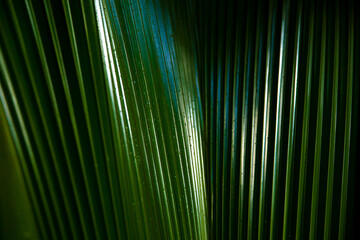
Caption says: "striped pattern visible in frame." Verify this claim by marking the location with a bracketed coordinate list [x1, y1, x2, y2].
[198, 0, 358, 239]
[0, 0, 358, 239]
[1, 0, 206, 239]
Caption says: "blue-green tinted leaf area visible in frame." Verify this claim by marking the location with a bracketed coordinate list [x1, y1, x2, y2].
[0, 0, 206, 239]
[1, 0, 359, 239]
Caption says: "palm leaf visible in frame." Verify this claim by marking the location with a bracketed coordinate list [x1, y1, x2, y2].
[0, 0, 358, 239]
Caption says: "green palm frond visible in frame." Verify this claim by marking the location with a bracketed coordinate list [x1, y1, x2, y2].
[0, 0, 358, 239]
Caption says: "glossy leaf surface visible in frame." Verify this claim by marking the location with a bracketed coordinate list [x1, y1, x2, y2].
[0, 0, 358, 239]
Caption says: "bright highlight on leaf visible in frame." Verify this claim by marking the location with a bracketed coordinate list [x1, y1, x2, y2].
[0, 0, 358, 239]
